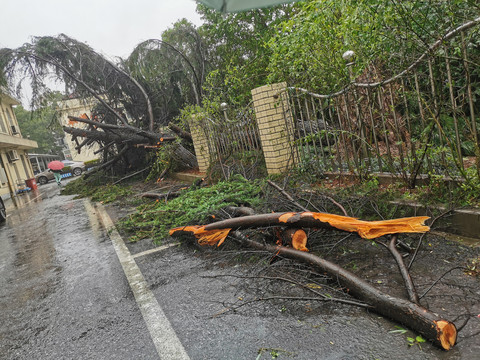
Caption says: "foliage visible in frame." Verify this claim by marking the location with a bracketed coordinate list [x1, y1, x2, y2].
[125, 19, 208, 126]
[146, 142, 182, 181]
[407, 335, 426, 349]
[266, 0, 480, 93]
[0, 35, 148, 125]
[464, 257, 480, 277]
[14, 96, 64, 155]
[118, 175, 263, 243]
[197, 3, 299, 107]
[62, 177, 133, 204]
[84, 159, 100, 167]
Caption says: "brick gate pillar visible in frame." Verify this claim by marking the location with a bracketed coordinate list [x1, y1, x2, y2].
[189, 115, 211, 173]
[251, 82, 298, 175]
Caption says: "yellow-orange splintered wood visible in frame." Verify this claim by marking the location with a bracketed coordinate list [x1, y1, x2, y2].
[169, 226, 231, 247]
[279, 212, 430, 239]
[291, 229, 308, 251]
[435, 320, 457, 350]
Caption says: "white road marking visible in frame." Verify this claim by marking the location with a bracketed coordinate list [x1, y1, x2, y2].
[132, 243, 181, 259]
[91, 201, 190, 360]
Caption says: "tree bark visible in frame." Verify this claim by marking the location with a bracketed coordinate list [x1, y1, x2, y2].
[64, 119, 197, 170]
[171, 212, 430, 240]
[168, 122, 193, 142]
[67, 116, 176, 143]
[170, 211, 457, 349]
[229, 231, 456, 351]
[63, 126, 149, 144]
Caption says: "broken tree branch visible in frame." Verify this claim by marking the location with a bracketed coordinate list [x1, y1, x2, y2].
[113, 167, 150, 185]
[408, 209, 452, 269]
[67, 115, 177, 142]
[267, 180, 309, 212]
[168, 122, 193, 142]
[419, 266, 464, 300]
[170, 212, 430, 248]
[84, 144, 129, 179]
[388, 235, 419, 304]
[228, 230, 457, 350]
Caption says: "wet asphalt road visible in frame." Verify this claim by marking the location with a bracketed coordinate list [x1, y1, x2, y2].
[0, 183, 158, 359]
[0, 182, 475, 359]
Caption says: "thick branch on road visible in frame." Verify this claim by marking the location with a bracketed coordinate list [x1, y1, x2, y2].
[170, 212, 430, 247]
[229, 230, 457, 351]
[169, 211, 459, 350]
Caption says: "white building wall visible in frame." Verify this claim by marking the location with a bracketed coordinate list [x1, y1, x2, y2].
[57, 97, 100, 162]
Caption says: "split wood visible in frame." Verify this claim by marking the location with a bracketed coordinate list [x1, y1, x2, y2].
[170, 211, 457, 350]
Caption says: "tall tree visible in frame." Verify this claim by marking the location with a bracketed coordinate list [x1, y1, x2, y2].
[197, 3, 299, 107]
[0, 34, 196, 176]
[125, 19, 208, 126]
[266, 0, 480, 93]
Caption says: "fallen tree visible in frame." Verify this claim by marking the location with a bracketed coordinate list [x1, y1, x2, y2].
[170, 211, 458, 350]
[230, 230, 457, 351]
[0, 34, 201, 176]
[64, 115, 197, 176]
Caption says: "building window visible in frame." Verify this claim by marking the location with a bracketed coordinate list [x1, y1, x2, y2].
[0, 107, 8, 133]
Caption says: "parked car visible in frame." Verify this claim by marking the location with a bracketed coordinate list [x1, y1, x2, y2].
[35, 161, 86, 185]
[61, 160, 86, 176]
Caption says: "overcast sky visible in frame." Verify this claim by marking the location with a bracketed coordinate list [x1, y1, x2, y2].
[0, 0, 203, 59]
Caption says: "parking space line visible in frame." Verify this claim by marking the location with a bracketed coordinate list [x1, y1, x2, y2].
[92, 201, 190, 360]
[132, 243, 181, 259]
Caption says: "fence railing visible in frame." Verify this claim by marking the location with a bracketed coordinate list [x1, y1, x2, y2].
[284, 17, 480, 188]
[200, 103, 265, 178]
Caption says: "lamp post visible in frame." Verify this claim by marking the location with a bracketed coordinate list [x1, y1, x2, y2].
[342, 50, 356, 82]
[220, 102, 229, 122]
[342, 50, 369, 165]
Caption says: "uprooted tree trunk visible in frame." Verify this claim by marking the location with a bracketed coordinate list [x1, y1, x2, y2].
[170, 211, 457, 350]
[1, 35, 203, 177]
[64, 115, 197, 175]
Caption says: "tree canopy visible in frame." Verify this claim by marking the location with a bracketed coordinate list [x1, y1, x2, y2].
[0, 0, 478, 177]
[14, 92, 64, 155]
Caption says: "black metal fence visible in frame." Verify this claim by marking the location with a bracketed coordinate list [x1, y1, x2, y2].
[201, 103, 265, 179]
[284, 17, 480, 188]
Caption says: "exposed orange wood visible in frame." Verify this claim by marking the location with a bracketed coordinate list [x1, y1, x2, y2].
[169, 226, 231, 247]
[435, 320, 457, 350]
[305, 212, 430, 239]
[170, 212, 430, 247]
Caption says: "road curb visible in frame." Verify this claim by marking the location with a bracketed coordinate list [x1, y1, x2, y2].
[91, 201, 190, 360]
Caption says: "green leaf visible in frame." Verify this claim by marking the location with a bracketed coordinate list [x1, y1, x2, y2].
[416, 336, 426, 343]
